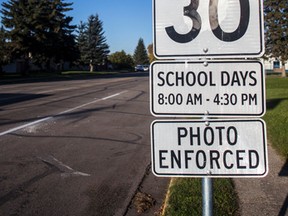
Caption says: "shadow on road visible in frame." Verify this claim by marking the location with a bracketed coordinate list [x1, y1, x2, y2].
[0, 72, 149, 85]
[0, 93, 51, 107]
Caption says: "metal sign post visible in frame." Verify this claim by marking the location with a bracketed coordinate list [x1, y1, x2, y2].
[202, 177, 213, 216]
[202, 115, 213, 216]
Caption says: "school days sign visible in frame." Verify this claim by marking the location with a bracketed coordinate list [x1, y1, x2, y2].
[150, 60, 266, 117]
[151, 119, 268, 177]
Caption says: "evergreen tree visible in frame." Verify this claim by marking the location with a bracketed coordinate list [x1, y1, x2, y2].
[0, 26, 9, 74]
[76, 21, 88, 66]
[77, 14, 110, 72]
[0, 0, 76, 72]
[133, 38, 149, 65]
[46, 0, 77, 66]
[1, 0, 37, 60]
[264, 0, 288, 77]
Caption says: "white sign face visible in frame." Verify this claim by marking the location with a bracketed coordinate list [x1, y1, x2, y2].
[151, 119, 268, 177]
[150, 60, 265, 117]
[153, 0, 264, 58]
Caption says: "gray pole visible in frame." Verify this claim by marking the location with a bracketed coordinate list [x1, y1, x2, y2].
[202, 60, 213, 216]
[202, 177, 213, 216]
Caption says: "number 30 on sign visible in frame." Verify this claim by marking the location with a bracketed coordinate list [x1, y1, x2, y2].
[153, 0, 264, 58]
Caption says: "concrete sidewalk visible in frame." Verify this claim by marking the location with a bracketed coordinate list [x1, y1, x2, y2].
[234, 144, 288, 216]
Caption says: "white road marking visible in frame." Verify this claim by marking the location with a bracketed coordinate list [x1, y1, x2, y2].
[59, 91, 127, 115]
[39, 155, 91, 177]
[38, 87, 78, 94]
[0, 117, 52, 137]
[0, 91, 127, 137]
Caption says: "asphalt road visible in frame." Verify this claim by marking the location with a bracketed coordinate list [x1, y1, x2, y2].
[0, 73, 168, 216]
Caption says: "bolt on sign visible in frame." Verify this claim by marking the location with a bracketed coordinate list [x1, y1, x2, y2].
[151, 119, 268, 177]
[153, 0, 264, 58]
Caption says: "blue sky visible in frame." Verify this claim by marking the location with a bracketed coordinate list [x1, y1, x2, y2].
[67, 0, 152, 54]
[0, 0, 153, 55]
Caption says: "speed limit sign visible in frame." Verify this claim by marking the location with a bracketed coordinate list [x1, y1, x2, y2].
[153, 0, 264, 58]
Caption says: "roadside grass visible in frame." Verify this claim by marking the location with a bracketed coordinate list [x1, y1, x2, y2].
[0, 71, 123, 83]
[263, 76, 288, 159]
[162, 178, 239, 216]
[0, 70, 119, 78]
[161, 76, 288, 216]
[61, 71, 119, 76]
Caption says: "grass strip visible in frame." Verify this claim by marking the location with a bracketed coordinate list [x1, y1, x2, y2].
[61, 71, 119, 75]
[263, 76, 288, 158]
[0, 70, 119, 79]
[162, 178, 239, 216]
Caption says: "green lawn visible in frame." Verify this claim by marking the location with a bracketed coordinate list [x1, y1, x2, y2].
[161, 76, 288, 216]
[264, 76, 288, 158]
[162, 178, 239, 216]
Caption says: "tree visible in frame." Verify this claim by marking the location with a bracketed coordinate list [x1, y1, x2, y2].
[147, 44, 157, 63]
[46, 0, 77, 67]
[76, 21, 88, 67]
[133, 38, 149, 65]
[108, 50, 134, 70]
[0, 0, 77, 73]
[264, 0, 288, 77]
[77, 14, 110, 72]
[0, 26, 9, 74]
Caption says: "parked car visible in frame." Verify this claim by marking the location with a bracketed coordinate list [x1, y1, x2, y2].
[135, 65, 149, 72]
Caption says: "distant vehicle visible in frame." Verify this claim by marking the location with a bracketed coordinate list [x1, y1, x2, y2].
[135, 65, 149, 72]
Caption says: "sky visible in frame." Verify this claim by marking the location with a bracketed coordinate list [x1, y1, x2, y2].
[0, 0, 153, 55]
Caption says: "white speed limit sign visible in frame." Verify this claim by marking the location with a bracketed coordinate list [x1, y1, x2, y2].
[153, 0, 264, 58]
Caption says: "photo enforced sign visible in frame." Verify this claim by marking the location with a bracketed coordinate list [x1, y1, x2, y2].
[151, 119, 268, 177]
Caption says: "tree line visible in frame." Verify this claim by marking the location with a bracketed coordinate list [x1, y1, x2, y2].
[264, 0, 287, 77]
[0, 0, 150, 75]
[0, 0, 287, 76]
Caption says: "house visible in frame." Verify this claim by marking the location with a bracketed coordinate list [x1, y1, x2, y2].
[263, 57, 287, 73]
